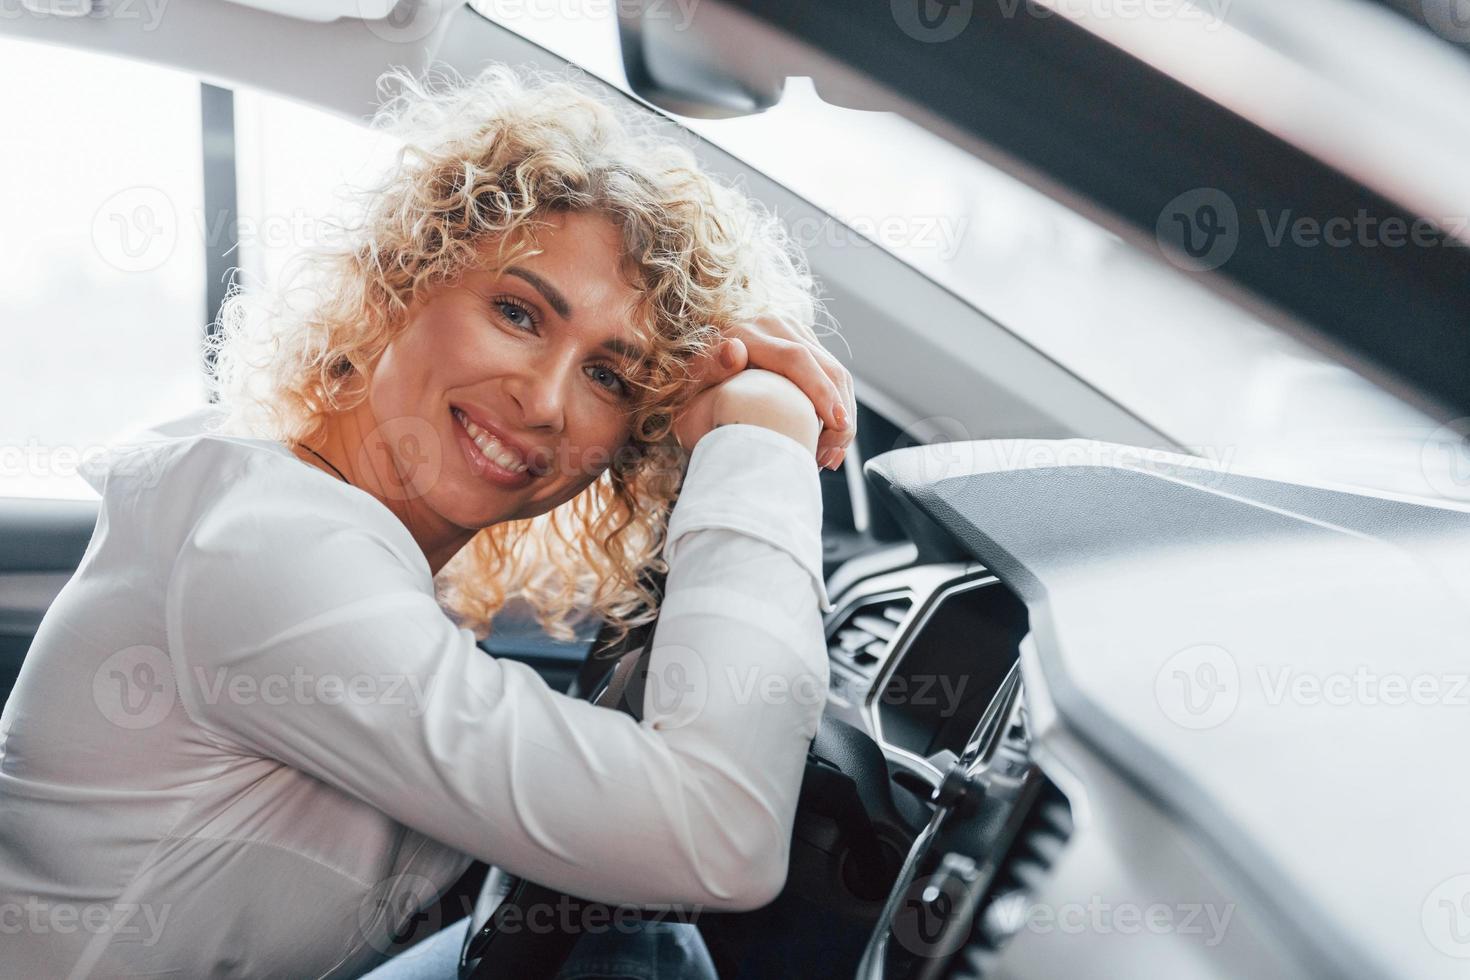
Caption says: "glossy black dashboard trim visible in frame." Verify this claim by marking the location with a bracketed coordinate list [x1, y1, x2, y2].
[823, 561, 994, 788]
[860, 441, 1470, 980]
[865, 572, 1006, 781]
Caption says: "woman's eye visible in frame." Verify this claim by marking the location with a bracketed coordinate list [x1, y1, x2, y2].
[498, 301, 535, 330]
[588, 365, 627, 396]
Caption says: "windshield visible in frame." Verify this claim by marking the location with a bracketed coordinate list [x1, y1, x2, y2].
[468, 1, 1460, 503]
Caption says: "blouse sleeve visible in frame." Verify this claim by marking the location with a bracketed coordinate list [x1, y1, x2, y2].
[163, 422, 831, 911]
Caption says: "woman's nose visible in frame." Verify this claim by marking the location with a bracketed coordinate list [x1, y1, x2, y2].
[507, 357, 570, 434]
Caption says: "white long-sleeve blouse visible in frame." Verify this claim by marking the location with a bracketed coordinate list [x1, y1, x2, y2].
[0, 411, 832, 979]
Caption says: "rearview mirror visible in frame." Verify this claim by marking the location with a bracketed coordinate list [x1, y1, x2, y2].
[616, 0, 783, 118]
[616, 0, 905, 118]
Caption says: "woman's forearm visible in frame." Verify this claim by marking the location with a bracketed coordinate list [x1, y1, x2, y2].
[163, 423, 831, 909]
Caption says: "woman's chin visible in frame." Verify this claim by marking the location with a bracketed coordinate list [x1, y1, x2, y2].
[436, 484, 518, 530]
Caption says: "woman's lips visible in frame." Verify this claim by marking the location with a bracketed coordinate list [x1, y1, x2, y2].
[451, 407, 536, 488]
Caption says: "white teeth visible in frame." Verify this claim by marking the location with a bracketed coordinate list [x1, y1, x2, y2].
[455, 410, 528, 474]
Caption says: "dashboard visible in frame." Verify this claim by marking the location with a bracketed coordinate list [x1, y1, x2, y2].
[819, 550, 1068, 980]
[823, 557, 1029, 786]
[811, 437, 1470, 980]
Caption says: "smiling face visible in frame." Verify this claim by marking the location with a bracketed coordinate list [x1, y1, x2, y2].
[364, 209, 649, 530]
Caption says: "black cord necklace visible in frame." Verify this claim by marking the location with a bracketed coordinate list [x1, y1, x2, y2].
[300, 445, 351, 486]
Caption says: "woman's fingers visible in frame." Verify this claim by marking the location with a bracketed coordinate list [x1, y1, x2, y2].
[683, 338, 747, 393]
[709, 316, 856, 471]
[735, 332, 849, 436]
[817, 446, 847, 470]
[755, 336, 854, 471]
[807, 345, 856, 470]
[721, 337, 749, 375]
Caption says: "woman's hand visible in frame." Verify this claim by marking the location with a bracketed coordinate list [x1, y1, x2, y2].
[673, 368, 822, 458]
[685, 317, 856, 471]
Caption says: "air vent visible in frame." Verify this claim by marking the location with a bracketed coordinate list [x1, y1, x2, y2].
[828, 592, 912, 677]
[950, 780, 1074, 979]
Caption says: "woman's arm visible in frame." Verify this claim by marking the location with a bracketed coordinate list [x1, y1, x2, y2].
[164, 422, 830, 911]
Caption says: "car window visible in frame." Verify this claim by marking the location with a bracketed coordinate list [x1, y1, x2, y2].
[232, 89, 401, 296]
[0, 37, 402, 501]
[0, 37, 209, 500]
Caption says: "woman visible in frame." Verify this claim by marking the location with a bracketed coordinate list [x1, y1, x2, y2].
[0, 64, 854, 977]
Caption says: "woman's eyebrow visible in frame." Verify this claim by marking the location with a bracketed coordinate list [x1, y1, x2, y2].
[505, 266, 573, 320]
[504, 265, 648, 363]
[601, 337, 648, 363]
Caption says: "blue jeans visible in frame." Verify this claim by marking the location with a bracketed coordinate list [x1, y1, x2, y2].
[358, 916, 718, 980]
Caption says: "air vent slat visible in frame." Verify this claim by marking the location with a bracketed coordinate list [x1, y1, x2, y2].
[1040, 801, 1073, 837]
[1007, 858, 1049, 893]
[978, 890, 1030, 946]
[826, 594, 911, 679]
[1023, 830, 1067, 866]
[849, 612, 900, 641]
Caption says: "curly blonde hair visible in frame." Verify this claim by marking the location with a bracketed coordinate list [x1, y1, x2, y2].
[206, 62, 831, 649]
